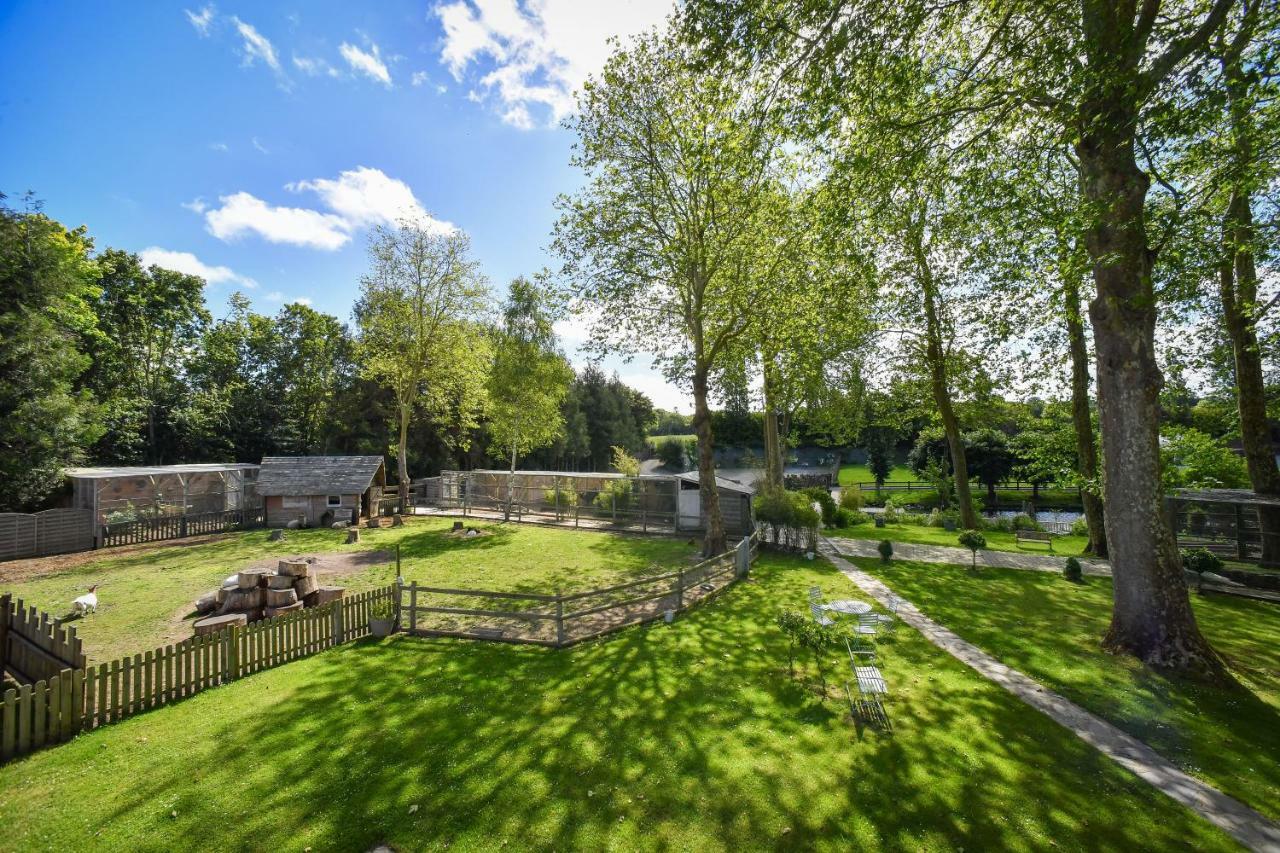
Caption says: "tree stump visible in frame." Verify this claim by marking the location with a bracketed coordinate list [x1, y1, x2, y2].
[268, 529, 286, 542]
[237, 569, 271, 590]
[266, 588, 298, 607]
[366, 517, 382, 529]
[306, 586, 346, 607]
[392, 514, 404, 527]
[221, 588, 264, 612]
[194, 613, 247, 636]
[452, 521, 464, 531]
[267, 574, 296, 590]
[277, 559, 310, 577]
[293, 576, 318, 599]
[264, 601, 304, 618]
[214, 587, 229, 606]
[346, 527, 360, 544]
[194, 593, 218, 614]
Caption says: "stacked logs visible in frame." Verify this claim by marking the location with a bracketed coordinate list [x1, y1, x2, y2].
[191, 559, 346, 635]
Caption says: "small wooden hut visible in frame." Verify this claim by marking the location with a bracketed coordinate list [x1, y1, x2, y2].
[257, 456, 386, 528]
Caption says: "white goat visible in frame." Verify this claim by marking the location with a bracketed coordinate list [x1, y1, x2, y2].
[72, 585, 98, 615]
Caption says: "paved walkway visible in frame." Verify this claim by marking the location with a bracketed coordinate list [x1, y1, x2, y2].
[817, 539, 1280, 852]
[827, 535, 1113, 576]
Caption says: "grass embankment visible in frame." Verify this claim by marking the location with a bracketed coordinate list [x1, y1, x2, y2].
[0, 519, 698, 662]
[0, 553, 1237, 851]
[830, 521, 1091, 558]
[859, 557, 1280, 823]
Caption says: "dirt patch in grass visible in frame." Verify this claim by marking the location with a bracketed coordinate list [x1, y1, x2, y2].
[239, 549, 396, 581]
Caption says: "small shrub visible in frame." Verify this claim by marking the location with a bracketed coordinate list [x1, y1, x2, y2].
[1181, 548, 1223, 577]
[655, 438, 687, 471]
[982, 515, 1013, 533]
[802, 486, 838, 527]
[542, 487, 578, 507]
[1011, 513, 1043, 532]
[1070, 517, 1090, 537]
[877, 539, 893, 563]
[839, 488, 864, 511]
[1063, 556, 1083, 583]
[958, 529, 986, 570]
[834, 507, 870, 528]
[370, 598, 397, 621]
[883, 503, 900, 524]
[930, 509, 961, 529]
[775, 609, 807, 678]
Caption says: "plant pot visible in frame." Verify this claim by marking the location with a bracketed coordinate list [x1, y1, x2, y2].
[663, 609, 675, 623]
[369, 618, 396, 638]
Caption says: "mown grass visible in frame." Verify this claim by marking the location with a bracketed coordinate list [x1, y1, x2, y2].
[837, 463, 913, 486]
[0, 519, 698, 663]
[830, 520, 1092, 558]
[0, 553, 1237, 851]
[857, 557, 1280, 823]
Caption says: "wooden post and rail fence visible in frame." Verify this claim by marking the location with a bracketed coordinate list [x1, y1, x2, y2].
[1, 532, 759, 764]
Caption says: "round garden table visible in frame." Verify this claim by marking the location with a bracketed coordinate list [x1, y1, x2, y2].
[826, 599, 872, 615]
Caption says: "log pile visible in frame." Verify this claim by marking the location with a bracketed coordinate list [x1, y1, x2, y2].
[192, 558, 346, 634]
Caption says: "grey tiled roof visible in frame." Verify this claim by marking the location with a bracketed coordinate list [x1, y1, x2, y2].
[257, 456, 385, 496]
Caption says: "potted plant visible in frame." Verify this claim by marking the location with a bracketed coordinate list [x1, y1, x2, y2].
[369, 598, 398, 638]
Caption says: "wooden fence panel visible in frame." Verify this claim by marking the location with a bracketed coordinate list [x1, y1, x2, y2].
[1, 596, 86, 685]
[101, 508, 265, 549]
[0, 509, 94, 562]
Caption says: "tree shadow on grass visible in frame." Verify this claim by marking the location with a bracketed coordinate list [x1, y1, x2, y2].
[860, 556, 1280, 825]
[29, 555, 1237, 851]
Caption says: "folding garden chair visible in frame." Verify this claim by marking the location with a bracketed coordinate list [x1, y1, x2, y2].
[875, 596, 901, 632]
[845, 664, 889, 719]
[810, 603, 837, 628]
[807, 586, 826, 608]
[846, 635, 876, 665]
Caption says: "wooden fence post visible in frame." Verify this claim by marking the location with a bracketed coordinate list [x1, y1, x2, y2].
[227, 625, 240, 680]
[555, 591, 565, 646]
[676, 568, 684, 610]
[333, 601, 345, 646]
[0, 593, 9, 678]
[409, 582, 418, 634]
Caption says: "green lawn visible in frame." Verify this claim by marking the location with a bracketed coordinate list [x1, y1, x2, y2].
[0, 519, 698, 663]
[0, 553, 1237, 851]
[837, 463, 913, 486]
[646, 433, 698, 446]
[831, 520, 1092, 557]
[857, 557, 1280, 824]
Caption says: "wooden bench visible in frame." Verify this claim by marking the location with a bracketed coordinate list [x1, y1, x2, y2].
[1015, 529, 1054, 552]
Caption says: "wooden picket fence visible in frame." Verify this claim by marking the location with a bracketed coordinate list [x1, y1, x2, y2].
[1, 586, 393, 763]
[101, 508, 265, 549]
[1, 594, 86, 685]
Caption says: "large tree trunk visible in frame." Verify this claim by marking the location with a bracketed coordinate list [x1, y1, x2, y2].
[506, 440, 518, 522]
[1220, 54, 1280, 567]
[1075, 27, 1225, 677]
[1063, 266, 1108, 557]
[762, 359, 784, 489]
[918, 262, 978, 529]
[397, 403, 411, 507]
[692, 367, 726, 557]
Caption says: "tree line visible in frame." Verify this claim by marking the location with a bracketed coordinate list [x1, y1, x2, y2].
[0, 198, 654, 513]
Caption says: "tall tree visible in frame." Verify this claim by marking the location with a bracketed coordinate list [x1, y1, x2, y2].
[355, 220, 490, 504]
[487, 278, 573, 518]
[554, 29, 778, 555]
[685, 0, 1240, 675]
[273, 303, 355, 455]
[0, 198, 103, 510]
[89, 249, 209, 464]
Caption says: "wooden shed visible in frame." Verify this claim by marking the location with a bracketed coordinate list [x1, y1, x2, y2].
[257, 456, 386, 528]
[675, 472, 755, 536]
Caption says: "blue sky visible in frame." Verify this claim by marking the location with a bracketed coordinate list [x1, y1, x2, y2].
[0, 0, 688, 410]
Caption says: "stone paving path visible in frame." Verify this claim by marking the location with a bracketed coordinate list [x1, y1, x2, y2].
[818, 539, 1280, 852]
[827, 535, 1112, 576]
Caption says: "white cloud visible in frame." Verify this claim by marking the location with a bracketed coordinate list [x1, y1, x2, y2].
[181, 197, 208, 214]
[290, 297, 313, 306]
[204, 167, 452, 251]
[434, 0, 672, 128]
[292, 53, 339, 77]
[287, 166, 453, 232]
[231, 16, 281, 72]
[209, 141, 229, 152]
[252, 136, 269, 154]
[265, 291, 284, 302]
[340, 41, 392, 86]
[139, 247, 257, 289]
[411, 70, 429, 87]
[206, 191, 351, 250]
[185, 5, 215, 35]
